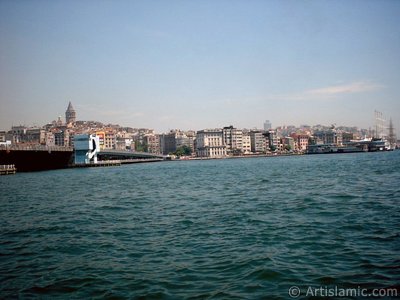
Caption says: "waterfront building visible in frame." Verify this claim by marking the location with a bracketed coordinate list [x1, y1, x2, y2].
[10, 126, 46, 144]
[282, 137, 295, 151]
[104, 130, 116, 149]
[54, 129, 69, 146]
[181, 130, 196, 154]
[249, 130, 266, 153]
[242, 132, 251, 154]
[176, 131, 195, 153]
[223, 126, 243, 155]
[297, 134, 309, 151]
[313, 129, 343, 146]
[24, 128, 46, 145]
[95, 131, 105, 149]
[115, 137, 128, 150]
[143, 134, 161, 154]
[8, 126, 47, 145]
[65, 102, 76, 125]
[160, 130, 194, 155]
[196, 129, 227, 158]
[10, 126, 28, 143]
[264, 130, 279, 151]
[66, 129, 75, 147]
[160, 131, 178, 155]
[115, 132, 134, 151]
[290, 133, 309, 151]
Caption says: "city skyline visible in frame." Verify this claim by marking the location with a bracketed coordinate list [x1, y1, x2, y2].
[1, 101, 396, 136]
[1, 1, 400, 134]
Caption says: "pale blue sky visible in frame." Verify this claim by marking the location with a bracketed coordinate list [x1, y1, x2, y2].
[1, 0, 399, 134]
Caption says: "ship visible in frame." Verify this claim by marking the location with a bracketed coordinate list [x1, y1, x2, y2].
[306, 138, 392, 154]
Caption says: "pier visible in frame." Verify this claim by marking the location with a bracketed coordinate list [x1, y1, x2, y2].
[71, 158, 163, 168]
[72, 160, 121, 168]
[0, 164, 16, 175]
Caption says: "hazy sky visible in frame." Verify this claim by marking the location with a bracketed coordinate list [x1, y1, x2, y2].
[1, 0, 399, 134]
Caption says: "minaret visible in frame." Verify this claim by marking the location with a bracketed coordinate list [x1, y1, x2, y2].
[65, 101, 76, 124]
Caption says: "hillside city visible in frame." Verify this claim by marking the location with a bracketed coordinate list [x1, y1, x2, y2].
[0, 102, 397, 158]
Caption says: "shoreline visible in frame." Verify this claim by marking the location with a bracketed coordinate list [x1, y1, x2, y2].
[2, 149, 397, 173]
[172, 149, 397, 162]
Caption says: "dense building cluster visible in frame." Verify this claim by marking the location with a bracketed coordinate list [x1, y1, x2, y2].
[0, 102, 396, 157]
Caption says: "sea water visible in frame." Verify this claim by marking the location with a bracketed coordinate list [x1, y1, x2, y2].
[1, 152, 399, 299]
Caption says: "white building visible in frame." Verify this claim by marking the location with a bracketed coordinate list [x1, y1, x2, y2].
[266, 130, 279, 151]
[242, 133, 251, 154]
[196, 129, 227, 158]
[222, 126, 243, 155]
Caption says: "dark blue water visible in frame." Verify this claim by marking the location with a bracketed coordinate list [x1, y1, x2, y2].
[1, 152, 400, 299]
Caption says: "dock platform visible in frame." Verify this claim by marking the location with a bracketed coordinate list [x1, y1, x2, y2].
[0, 164, 17, 175]
[71, 158, 163, 169]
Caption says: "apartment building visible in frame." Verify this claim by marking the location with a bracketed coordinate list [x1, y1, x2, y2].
[196, 129, 227, 158]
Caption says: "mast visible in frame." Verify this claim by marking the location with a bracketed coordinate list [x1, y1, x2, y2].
[374, 110, 386, 139]
[388, 118, 396, 149]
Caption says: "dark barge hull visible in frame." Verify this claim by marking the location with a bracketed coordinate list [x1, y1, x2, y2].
[0, 150, 73, 172]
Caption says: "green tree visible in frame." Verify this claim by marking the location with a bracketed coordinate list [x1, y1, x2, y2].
[232, 148, 243, 156]
[135, 141, 148, 152]
[174, 145, 192, 156]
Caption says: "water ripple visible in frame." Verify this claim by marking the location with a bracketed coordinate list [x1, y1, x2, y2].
[1, 151, 399, 298]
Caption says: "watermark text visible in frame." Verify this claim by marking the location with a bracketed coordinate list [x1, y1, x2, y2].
[288, 285, 398, 298]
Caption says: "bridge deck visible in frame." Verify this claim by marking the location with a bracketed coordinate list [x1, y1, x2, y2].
[98, 149, 164, 159]
[0, 145, 165, 162]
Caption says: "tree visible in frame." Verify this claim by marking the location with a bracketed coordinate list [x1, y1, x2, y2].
[135, 141, 148, 152]
[174, 145, 192, 156]
[232, 148, 243, 156]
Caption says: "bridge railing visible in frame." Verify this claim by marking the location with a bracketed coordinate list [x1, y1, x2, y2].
[0, 164, 16, 170]
[99, 149, 164, 158]
[0, 144, 73, 152]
